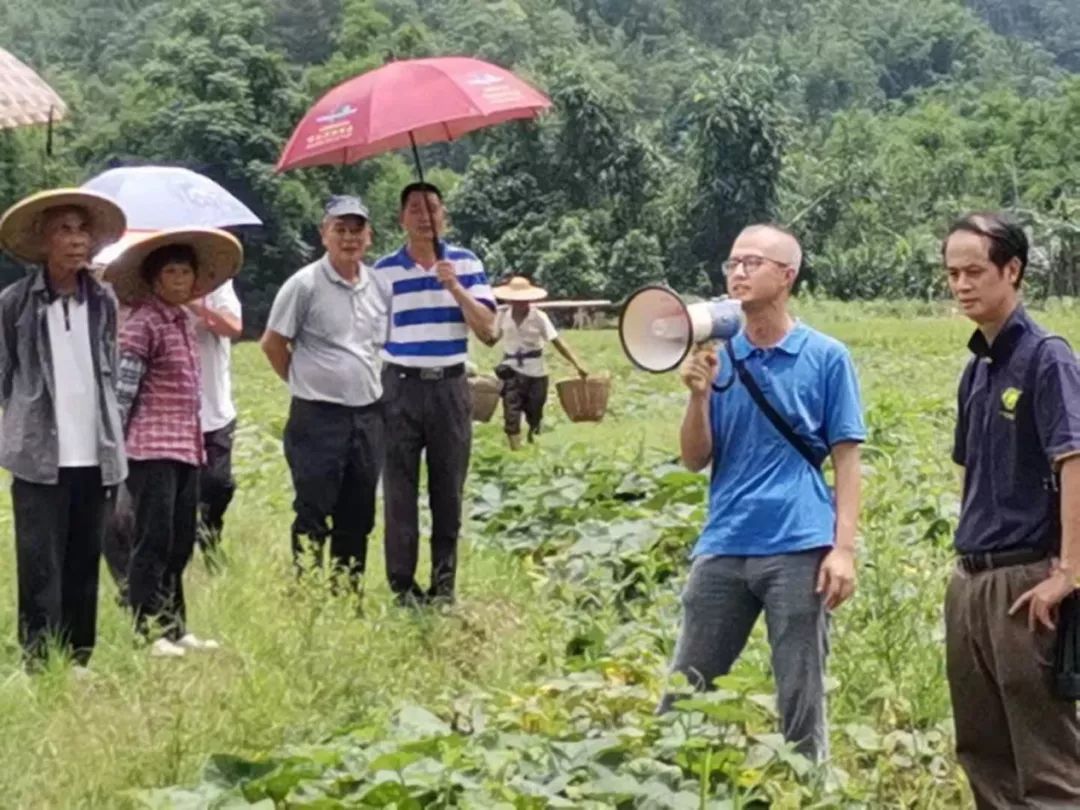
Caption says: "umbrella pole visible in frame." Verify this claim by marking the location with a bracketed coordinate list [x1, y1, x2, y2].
[408, 132, 442, 260]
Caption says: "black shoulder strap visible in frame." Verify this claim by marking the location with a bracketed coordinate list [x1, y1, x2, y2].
[724, 341, 823, 470]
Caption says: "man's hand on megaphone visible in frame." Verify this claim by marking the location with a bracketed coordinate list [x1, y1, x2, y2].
[680, 346, 719, 397]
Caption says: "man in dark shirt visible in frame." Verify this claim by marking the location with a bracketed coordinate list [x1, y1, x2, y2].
[944, 212, 1080, 808]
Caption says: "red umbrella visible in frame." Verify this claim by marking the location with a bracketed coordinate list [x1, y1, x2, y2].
[275, 56, 552, 174]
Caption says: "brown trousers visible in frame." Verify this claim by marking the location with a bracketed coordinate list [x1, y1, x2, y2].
[501, 372, 548, 436]
[946, 559, 1080, 809]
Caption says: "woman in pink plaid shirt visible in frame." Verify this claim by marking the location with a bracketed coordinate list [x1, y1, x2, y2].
[105, 228, 242, 659]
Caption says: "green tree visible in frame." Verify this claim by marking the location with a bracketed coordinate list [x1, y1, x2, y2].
[536, 216, 605, 298]
[667, 61, 789, 291]
[604, 229, 666, 301]
[65, 0, 317, 327]
[268, 0, 344, 65]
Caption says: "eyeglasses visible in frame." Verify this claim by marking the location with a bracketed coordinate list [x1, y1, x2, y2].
[722, 255, 790, 276]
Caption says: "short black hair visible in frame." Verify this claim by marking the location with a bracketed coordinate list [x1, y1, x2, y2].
[141, 244, 198, 285]
[944, 212, 1028, 288]
[400, 182, 443, 211]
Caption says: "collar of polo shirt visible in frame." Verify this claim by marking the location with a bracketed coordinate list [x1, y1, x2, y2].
[320, 254, 368, 289]
[967, 304, 1029, 363]
[400, 240, 449, 269]
[730, 321, 809, 362]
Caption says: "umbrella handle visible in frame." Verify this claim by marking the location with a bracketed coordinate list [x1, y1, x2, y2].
[425, 195, 443, 261]
[409, 132, 444, 261]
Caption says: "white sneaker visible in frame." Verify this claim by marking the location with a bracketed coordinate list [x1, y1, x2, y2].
[176, 633, 220, 652]
[72, 665, 94, 681]
[150, 638, 186, 658]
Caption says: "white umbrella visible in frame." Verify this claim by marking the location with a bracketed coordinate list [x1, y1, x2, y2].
[82, 166, 262, 232]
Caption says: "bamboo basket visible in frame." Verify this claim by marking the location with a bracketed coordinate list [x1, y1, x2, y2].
[555, 373, 611, 423]
[469, 374, 502, 423]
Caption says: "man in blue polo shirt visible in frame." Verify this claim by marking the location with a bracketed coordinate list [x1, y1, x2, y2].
[658, 223, 865, 764]
[373, 182, 496, 605]
[944, 212, 1080, 808]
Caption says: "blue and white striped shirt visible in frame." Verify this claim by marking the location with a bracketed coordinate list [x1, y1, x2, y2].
[371, 242, 496, 368]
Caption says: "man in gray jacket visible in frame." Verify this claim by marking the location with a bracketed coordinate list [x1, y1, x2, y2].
[0, 189, 128, 670]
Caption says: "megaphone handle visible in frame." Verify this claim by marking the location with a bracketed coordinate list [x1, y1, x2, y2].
[708, 341, 735, 393]
[712, 376, 736, 394]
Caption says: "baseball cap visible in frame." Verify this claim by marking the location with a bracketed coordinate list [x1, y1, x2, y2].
[324, 194, 370, 221]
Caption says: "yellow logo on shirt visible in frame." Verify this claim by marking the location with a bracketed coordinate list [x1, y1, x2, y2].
[1000, 387, 1022, 418]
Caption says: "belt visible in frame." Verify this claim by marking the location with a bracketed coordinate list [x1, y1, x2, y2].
[387, 362, 465, 381]
[958, 548, 1049, 574]
[291, 397, 382, 413]
[503, 349, 543, 367]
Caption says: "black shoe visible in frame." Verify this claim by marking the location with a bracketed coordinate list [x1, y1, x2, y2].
[394, 584, 429, 608]
[426, 585, 456, 607]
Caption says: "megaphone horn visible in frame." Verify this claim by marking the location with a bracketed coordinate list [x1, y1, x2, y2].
[618, 285, 744, 373]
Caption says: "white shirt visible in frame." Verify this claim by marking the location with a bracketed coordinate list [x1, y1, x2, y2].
[494, 307, 558, 378]
[47, 296, 100, 467]
[192, 280, 241, 433]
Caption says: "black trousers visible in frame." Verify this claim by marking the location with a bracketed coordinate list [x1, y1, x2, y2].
[501, 372, 549, 436]
[381, 368, 472, 600]
[283, 398, 384, 588]
[198, 420, 237, 550]
[126, 460, 199, 641]
[103, 482, 135, 604]
[12, 468, 111, 666]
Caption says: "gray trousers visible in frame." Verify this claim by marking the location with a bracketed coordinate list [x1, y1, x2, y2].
[660, 548, 830, 762]
[381, 367, 472, 600]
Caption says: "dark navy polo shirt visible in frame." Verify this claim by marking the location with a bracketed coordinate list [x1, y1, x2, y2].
[953, 305, 1080, 554]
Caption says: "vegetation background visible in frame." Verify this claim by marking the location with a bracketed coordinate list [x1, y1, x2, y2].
[3, 0, 1080, 326]
[2, 2, 1079, 807]
[0, 307, 1074, 808]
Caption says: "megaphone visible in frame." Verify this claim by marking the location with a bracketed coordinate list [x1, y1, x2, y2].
[618, 285, 744, 373]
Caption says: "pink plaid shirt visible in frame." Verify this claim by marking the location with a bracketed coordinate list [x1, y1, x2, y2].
[118, 297, 204, 466]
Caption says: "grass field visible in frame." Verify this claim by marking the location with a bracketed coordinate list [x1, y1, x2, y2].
[0, 299, 1077, 808]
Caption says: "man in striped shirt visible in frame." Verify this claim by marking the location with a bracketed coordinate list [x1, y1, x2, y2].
[373, 182, 496, 605]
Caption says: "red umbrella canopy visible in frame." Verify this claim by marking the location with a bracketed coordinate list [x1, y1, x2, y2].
[276, 56, 552, 172]
[0, 46, 67, 131]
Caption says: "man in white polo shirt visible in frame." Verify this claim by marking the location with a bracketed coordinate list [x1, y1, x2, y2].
[261, 195, 386, 594]
[372, 182, 496, 605]
[188, 278, 242, 559]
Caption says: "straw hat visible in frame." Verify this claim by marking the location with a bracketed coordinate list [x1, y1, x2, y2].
[103, 227, 242, 305]
[493, 275, 548, 302]
[0, 188, 126, 263]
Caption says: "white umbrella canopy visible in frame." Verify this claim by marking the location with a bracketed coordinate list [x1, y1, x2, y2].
[0, 47, 67, 131]
[82, 166, 263, 231]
